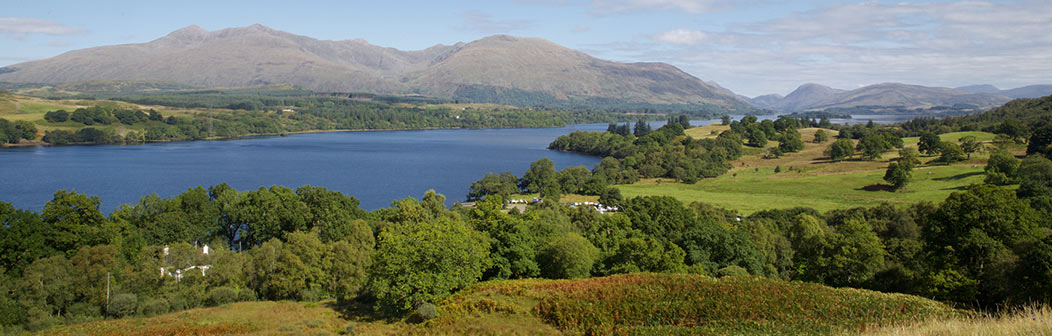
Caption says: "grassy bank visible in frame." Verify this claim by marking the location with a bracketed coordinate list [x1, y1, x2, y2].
[617, 127, 1008, 215]
[863, 305, 1052, 336]
[39, 273, 964, 335]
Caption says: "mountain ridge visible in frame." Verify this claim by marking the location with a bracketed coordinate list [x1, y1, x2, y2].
[751, 82, 1018, 112]
[955, 84, 1052, 99]
[0, 24, 747, 110]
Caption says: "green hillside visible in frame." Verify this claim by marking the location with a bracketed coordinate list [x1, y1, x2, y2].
[618, 128, 1008, 215]
[40, 273, 963, 336]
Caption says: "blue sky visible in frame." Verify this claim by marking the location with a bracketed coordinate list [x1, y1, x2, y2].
[1, 0, 1050, 97]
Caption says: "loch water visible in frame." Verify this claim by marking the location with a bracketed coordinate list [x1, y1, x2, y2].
[0, 115, 912, 212]
[0, 125, 614, 212]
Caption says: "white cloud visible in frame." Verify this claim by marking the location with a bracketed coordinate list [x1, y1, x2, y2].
[592, 1, 1052, 96]
[653, 29, 706, 45]
[590, 0, 724, 14]
[572, 25, 590, 33]
[0, 18, 84, 39]
[459, 12, 534, 34]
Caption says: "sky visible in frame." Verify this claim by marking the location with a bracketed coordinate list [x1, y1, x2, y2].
[1, 0, 1050, 97]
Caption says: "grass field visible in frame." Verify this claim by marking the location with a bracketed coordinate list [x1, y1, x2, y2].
[902, 131, 998, 146]
[618, 127, 1008, 215]
[41, 273, 976, 335]
[39, 300, 372, 336]
[0, 94, 251, 139]
[684, 123, 730, 139]
[863, 305, 1052, 336]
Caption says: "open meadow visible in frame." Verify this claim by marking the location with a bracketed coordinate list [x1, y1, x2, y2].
[618, 126, 1014, 215]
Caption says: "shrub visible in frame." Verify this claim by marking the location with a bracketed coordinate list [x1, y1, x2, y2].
[539, 233, 599, 279]
[686, 263, 709, 275]
[139, 298, 170, 317]
[168, 296, 188, 312]
[67, 302, 102, 318]
[299, 288, 325, 302]
[238, 288, 257, 302]
[107, 293, 138, 318]
[207, 287, 238, 306]
[413, 302, 438, 323]
[342, 323, 357, 335]
[23, 310, 61, 332]
[716, 265, 750, 278]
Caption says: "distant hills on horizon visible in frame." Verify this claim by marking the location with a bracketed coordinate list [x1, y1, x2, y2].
[0, 24, 1049, 114]
[746, 82, 1052, 113]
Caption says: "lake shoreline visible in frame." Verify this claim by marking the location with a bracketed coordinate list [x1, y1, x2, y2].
[0, 124, 581, 149]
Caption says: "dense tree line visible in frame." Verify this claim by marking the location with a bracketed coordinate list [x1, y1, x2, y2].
[0, 118, 37, 145]
[898, 94, 1052, 141]
[466, 158, 626, 202]
[821, 122, 906, 161]
[548, 117, 742, 184]
[450, 84, 756, 116]
[33, 101, 634, 146]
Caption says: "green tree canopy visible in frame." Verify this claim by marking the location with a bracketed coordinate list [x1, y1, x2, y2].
[539, 232, 599, 279]
[918, 133, 942, 155]
[984, 151, 1020, 185]
[520, 158, 559, 196]
[825, 139, 855, 161]
[884, 162, 912, 191]
[367, 217, 490, 312]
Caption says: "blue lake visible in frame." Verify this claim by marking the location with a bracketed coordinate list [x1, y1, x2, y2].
[0, 124, 619, 212]
[0, 115, 911, 212]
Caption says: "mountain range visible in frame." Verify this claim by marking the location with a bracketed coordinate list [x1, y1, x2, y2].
[1, 24, 1049, 113]
[0, 24, 747, 110]
[954, 84, 1052, 99]
[747, 82, 1052, 112]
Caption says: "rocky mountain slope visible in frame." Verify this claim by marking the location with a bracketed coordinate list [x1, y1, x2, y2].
[0, 24, 746, 109]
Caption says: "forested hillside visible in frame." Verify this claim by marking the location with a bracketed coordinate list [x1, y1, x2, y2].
[0, 87, 645, 147]
[900, 94, 1052, 138]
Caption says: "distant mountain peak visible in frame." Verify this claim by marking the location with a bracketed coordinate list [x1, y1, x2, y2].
[164, 25, 208, 38]
[955, 84, 1001, 94]
[751, 82, 1013, 112]
[175, 25, 207, 34]
[798, 83, 836, 90]
[0, 25, 749, 109]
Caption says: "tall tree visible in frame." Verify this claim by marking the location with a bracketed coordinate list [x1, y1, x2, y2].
[918, 133, 942, 155]
[959, 136, 981, 159]
[368, 218, 490, 312]
[633, 119, 651, 137]
[41, 190, 115, 255]
[519, 158, 559, 196]
[984, 151, 1020, 185]
[884, 162, 912, 191]
[1027, 125, 1052, 158]
[825, 139, 855, 161]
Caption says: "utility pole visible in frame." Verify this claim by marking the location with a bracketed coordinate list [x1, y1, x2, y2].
[106, 271, 111, 307]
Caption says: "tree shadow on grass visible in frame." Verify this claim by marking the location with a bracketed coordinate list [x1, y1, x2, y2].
[932, 171, 983, 181]
[858, 184, 896, 192]
[811, 158, 865, 165]
[325, 298, 401, 323]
